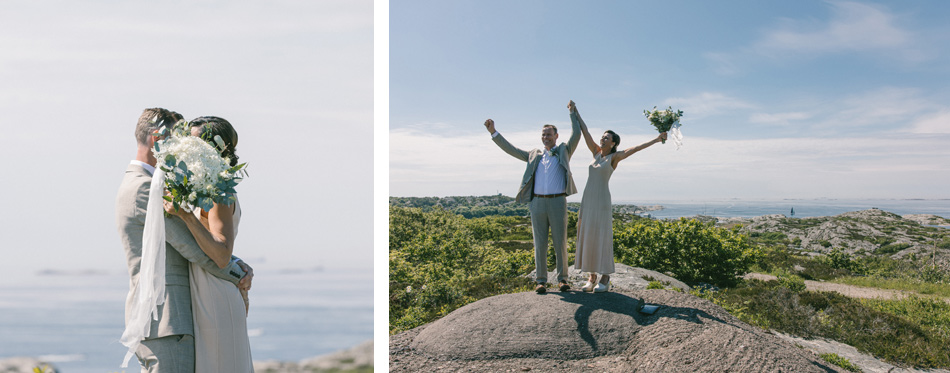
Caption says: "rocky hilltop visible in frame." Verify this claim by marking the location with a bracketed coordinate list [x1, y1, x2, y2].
[391, 264, 845, 372]
[390, 286, 844, 372]
[723, 208, 950, 268]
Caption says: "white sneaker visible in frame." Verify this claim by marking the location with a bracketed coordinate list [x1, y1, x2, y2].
[580, 281, 594, 292]
[593, 282, 610, 293]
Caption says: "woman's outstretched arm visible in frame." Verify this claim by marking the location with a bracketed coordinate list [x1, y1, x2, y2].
[165, 201, 236, 268]
[570, 100, 600, 155]
[611, 132, 667, 168]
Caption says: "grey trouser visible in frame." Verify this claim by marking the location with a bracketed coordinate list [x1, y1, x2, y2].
[137, 334, 195, 373]
[530, 196, 569, 283]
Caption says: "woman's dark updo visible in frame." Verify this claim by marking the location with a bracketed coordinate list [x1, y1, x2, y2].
[605, 130, 620, 154]
[190, 116, 240, 167]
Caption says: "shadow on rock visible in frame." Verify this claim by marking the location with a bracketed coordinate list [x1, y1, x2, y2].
[409, 289, 736, 362]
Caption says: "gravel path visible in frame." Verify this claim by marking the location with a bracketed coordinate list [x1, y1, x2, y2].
[743, 273, 950, 303]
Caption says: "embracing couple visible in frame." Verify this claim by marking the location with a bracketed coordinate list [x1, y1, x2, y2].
[485, 101, 667, 294]
[116, 108, 254, 372]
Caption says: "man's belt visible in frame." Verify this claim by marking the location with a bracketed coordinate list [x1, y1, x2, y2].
[533, 193, 566, 198]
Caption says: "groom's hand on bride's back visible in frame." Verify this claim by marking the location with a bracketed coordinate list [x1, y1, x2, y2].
[236, 260, 254, 291]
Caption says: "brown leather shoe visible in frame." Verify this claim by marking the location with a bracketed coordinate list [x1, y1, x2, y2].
[535, 283, 547, 294]
[558, 281, 571, 292]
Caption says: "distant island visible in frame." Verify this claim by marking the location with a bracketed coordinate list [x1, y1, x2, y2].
[389, 195, 662, 218]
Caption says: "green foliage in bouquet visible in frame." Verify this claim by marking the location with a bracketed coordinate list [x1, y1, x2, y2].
[152, 120, 246, 212]
[644, 106, 683, 142]
[613, 218, 760, 287]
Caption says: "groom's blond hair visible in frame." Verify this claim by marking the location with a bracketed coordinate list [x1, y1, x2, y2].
[135, 108, 183, 145]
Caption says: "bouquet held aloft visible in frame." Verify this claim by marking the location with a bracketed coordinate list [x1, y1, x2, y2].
[644, 106, 684, 149]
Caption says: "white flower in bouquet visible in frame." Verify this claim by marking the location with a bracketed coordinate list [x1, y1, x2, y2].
[152, 120, 246, 212]
[644, 106, 685, 149]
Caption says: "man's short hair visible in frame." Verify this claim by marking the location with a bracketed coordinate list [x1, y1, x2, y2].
[542, 124, 558, 134]
[135, 108, 183, 145]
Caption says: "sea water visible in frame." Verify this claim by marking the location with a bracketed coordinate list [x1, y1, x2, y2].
[620, 199, 950, 220]
[0, 267, 372, 373]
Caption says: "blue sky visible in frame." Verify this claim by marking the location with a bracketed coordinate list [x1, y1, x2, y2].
[0, 0, 373, 280]
[390, 0, 950, 201]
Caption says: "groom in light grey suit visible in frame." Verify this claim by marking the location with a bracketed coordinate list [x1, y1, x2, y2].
[484, 104, 581, 293]
[116, 107, 253, 372]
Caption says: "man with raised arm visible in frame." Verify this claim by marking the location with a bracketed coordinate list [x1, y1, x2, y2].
[483, 103, 581, 293]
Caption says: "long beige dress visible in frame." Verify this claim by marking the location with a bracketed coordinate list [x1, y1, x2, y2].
[190, 199, 253, 372]
[574, 152, 616, 274]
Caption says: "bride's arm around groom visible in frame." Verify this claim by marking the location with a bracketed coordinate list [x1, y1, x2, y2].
[116, 107, 251, 372]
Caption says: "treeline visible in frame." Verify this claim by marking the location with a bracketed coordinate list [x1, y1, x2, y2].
[389, 195, 657, 218]
[390, 195, 530, 218]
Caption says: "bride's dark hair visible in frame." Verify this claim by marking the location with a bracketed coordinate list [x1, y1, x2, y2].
[605, 130, 620, 154]
[189, 116, 240, 167]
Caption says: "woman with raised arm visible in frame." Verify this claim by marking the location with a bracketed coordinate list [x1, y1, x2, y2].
[569, 100, 667, 292]
[164, 116, 253, 372]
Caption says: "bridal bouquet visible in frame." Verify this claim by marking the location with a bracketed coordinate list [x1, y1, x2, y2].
[644, 106, 684, 149]
[152, 119, 246, 212]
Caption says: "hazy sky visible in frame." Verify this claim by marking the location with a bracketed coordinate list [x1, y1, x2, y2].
[390, 0, 950, 202]
[0, 0, 373, 280]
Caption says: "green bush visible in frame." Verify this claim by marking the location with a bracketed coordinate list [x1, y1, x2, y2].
[749, 231, 789, 246]
[875, 242, 911, 255]
[646, 281, 665, 290]
[753, 245, 853, 281]
[825, 248, 864, 274]
[776, 273, 806, 293]
[819, 353, 861, 372]
[613, 218, 760, 287]
[389, 206, 535, 334]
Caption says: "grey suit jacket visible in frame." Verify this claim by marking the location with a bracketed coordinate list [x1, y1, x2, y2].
[116, 163, 245, 339]
[491, 111, 582, 203]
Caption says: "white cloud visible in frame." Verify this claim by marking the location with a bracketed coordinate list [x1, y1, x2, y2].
[749, 112, 813, 126]
[755, 1, 911, 55]
[663, 92, 756, 119]
[739, 87, 949, 135]
[391, 125, 950, 200]
[909, 110, 950, 134]
[705, 1, 929, 73]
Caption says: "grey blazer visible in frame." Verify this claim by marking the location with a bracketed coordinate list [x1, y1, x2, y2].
[116, 163, 245, 339]
[491, 111, 582, 203]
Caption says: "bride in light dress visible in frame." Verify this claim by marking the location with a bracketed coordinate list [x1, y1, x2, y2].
[164, 116, 253, 372]
[569, 101, 666, 293]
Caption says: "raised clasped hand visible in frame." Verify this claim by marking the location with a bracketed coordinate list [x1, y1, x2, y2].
[484, 119, 495, 134]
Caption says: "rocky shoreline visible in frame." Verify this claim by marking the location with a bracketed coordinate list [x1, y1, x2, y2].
[0, 340, 374, 373]
[254, 339, 373, 372]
